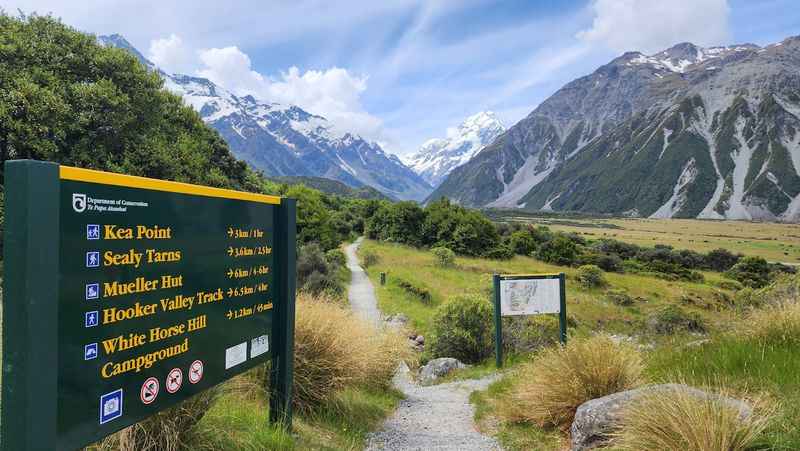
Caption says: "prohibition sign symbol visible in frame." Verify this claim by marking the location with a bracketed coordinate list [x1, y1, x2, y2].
[166, 368, 183, 393]
[189, 360, 204, 384]
[140, 377, 159, 404]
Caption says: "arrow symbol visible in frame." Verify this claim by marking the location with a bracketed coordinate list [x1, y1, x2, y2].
[227, 246, 234, 256]
[226, 310, 233, 319]
[227, 269, 233, 278]
[227, 227, 234, 237]
[226, 288, 233, 297]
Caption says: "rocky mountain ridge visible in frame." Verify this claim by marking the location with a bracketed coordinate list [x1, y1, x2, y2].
[429, 37, 800, 221]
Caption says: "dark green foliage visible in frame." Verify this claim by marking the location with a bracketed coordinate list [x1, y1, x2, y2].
[706, 248, 741, 272]
[422, 198, 500, 256]
[429, 294, 494, 364]
[483, 242, 514, 260]
[325, 249, 347, 267]
[575, 264, 607, 288]
[366, 201, 425, 246]
[431, 246, 456, 267]
[297, 243, 344, 297]
[647, 305, 707, 335]
[536, 234, 580, 266]
[578, 252, 624, 272]
[396, 279, 432, 304]
[591, 239, 640, 260]
[726, 256, 772, 288]
[509, 230, 538, 255]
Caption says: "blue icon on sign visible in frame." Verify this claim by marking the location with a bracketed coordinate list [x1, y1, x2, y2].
[86, 283, 99, 300]
[99, 389, 123, 424]
[85, 343, 98, 360]
[85, 311, 99, 328]
[87, 224, 100, 240]
[86, 251, 100, 268]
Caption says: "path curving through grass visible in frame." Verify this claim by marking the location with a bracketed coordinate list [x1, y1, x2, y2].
[345, 238, 502, 451]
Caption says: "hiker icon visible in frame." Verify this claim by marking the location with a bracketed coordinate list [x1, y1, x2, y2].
[86, 251, 100, 268]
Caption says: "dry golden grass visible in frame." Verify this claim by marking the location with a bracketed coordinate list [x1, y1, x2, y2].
[292, 292, 406, 412]
[94, 389, 218, 451]
[612, 385, 773, 451]
[740, 300, 800, 345]
[499, 335, 643, 429]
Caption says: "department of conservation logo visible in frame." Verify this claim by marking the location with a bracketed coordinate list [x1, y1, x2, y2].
[72, 193, 87, 213]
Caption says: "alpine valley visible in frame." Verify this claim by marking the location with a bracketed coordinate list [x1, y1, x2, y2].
[98, 35, 432, 201]
[430, 36, 800, 221]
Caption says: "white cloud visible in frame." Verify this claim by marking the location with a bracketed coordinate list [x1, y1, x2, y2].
[196, 46, 384, 143]
[577, 0, 731, 54]
[148, 34, 194, 73]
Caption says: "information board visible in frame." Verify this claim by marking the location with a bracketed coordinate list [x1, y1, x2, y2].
[2, 160, 297, 450]
[492, 273, 567, 368]
[499, 278, 561, 316]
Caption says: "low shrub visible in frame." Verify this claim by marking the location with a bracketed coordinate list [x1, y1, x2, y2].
[360, 250, 379, 268]
[431, 246, 456, 267]
[576, 264, 607, 288]
[397, 278, 433, 304]
[98, 389, 218, 451]
[500, 335, 643, 429]
[726, 256, 771, 288]
[715, 279, 744, 291]
[706, 248, 741, 272]
[509, 230, 538, 256]
[293, 293, 405, 412]
[536, 234, 580, 266]
[606, 289, 635, 306]
[647, 305, 706, 335]
[325, 248, 347, 267]
[579, 252, 624, 272]
[297, 243, 344, 297]
[483, 242, 514, 260]
[429, 294, 494, 364]
[613, 385, 772, 451]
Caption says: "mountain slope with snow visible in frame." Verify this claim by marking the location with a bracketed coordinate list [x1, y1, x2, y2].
[98, 35, 432, 201]
[407, 111, 505, 187]
[430, 37, 800, 221]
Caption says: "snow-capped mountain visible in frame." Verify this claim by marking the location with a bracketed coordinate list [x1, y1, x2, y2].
[407, 111, 505, 187]
[430, 37, 800, 221]
[98, 34, 432, 201]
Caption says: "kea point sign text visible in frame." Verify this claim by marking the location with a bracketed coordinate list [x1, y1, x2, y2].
[2, 160, 297, 450]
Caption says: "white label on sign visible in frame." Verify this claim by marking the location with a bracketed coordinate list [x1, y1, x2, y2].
[251, 335, 269, 358]
[500, 278, 561, 316]
[225, 342, 248, 369]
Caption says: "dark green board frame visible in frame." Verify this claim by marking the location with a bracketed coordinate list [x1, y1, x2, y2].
[1, 160, 297, 450]
[493, 273, 566, 368]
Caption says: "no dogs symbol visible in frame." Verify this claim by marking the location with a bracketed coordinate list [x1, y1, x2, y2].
[166, 368, 183, 393]
[140, 377, 159, 405]
[189, 360, 204, 384]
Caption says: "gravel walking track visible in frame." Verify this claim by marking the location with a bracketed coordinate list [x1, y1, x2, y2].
[344, 239, 502, 451]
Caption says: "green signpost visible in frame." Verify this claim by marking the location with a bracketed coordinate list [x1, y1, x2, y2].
[1, 160, 297, 450]
[493, 273, 567, 368]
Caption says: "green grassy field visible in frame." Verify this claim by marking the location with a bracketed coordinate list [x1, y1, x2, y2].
[490, 212, 800, 264]
[360, 239, 736, 340]
[360, 239, 800, 450]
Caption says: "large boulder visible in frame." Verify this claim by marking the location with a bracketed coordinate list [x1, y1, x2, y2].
[570, 384, 752, 451]
[418, 357, 466, 385]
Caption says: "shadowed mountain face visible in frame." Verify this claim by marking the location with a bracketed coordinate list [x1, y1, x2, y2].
[430, 37, 800, 221]
[98, 35, 432, 201]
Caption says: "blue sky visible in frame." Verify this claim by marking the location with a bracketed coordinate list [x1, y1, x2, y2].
[7, 0, 800, 155]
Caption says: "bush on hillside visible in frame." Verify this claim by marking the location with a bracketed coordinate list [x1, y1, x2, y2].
[576, 264, 607, 288]
[509, 230, 538, 255]
[578, 252, 624, 272]
[483, 242, 514, 260]
[647, 305, 706, 335]
[613, 386, 772, 451]
[429, 294, 494, 364]
[500, 335, 643, 429]
[536, 234, 580, 266]
[421, 198, 501, 256]
[297, 243, 343, 297]
[325, 248, 347, 267]
[726, 256, 771, 288]
[706, 248, 742, 272]
[431, 246, 456, 267]
[606, 289, 635, 306]
[292, 293, 405, 412]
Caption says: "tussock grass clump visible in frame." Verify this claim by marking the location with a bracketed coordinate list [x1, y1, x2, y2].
[500, 335, 643, 429]
[613, 386, 772, 451]
[740, 300, 800, 345]
[96, 389, 218, 451]
[293, 292, 405, 412]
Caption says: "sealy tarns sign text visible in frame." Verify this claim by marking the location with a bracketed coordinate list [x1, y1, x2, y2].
[2, 161, 297, 450]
